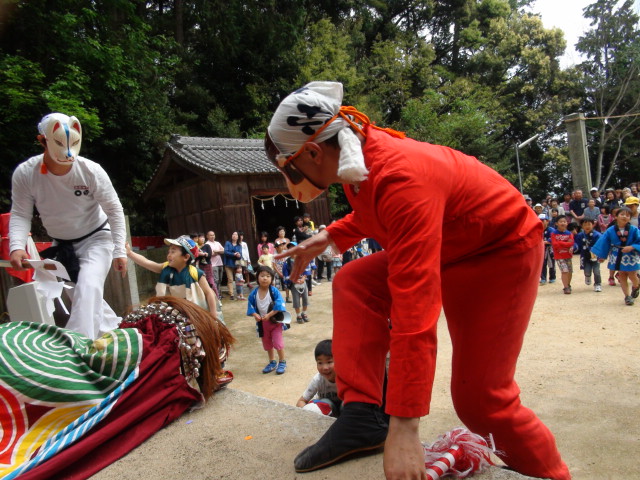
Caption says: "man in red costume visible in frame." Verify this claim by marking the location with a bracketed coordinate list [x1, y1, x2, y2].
[265, 82, 570, 480]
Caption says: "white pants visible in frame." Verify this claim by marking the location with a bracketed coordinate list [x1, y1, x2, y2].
[64, 230, 120, 339]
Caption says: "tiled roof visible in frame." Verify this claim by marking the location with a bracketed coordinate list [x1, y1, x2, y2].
[143, 135, 279, 199]
[166, 135, 277, 175]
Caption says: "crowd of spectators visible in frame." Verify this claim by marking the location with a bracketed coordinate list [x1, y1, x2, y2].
[528, 184, 640, 304]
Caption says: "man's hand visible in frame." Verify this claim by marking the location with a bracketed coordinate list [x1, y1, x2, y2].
[275, 229, 334, 279]
[113, 257, 128, 278]
[383, 416, 426, 480]
[10, 249, 29, 270]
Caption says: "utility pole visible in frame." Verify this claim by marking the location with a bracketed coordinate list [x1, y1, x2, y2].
[564, 113, 592, 192]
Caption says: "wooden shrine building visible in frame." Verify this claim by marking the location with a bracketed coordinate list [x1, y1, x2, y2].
[143, 135, 333, 254]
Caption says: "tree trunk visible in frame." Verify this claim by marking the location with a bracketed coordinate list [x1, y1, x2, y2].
[175, 0, 184, 45]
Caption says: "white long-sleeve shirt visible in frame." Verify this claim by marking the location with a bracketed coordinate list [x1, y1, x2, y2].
[10, 154, 126, 258]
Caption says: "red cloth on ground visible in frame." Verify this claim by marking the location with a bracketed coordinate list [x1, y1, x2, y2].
[18, 317, 201, 480]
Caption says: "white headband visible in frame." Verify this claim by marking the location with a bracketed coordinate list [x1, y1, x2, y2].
[268, 81, 368, 183]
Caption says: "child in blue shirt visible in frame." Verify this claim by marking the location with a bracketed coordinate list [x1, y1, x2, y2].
[592, 206, 640, 305]
[126, 235, 219, 317]
[574, 218, 602, 292]
[540, 214, 556, 285]
[247, 266, 288, 374]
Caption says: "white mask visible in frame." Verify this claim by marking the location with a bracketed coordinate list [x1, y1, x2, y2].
[38, 113, 82, 165]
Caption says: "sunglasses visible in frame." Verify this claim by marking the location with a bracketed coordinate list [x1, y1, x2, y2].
[264, 131, 325, 189]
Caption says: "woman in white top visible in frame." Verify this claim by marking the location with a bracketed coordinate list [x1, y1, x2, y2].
[238, 231, 253, 287]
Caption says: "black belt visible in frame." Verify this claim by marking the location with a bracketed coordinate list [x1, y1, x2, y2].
[40, 220, 110, 282]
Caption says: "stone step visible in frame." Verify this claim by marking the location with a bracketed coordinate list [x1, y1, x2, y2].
[93, 388, 536, 480]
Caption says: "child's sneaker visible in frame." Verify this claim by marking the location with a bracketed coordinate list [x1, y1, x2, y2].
[276, 360, 287, 375]
[594, 284, 602, 292]
[585, 278, 591, 285]
[539, 279, 547, 285]
[625, 295, 634, 306]
[563, 286, 572, 295]
[297, 316, 304, 324]
[301, 313, 310, 322]
[608, 278, 616, 286]
[262, 360, 277, 374]
[632, 285, 640, 298]
[549, 279, 556, 283]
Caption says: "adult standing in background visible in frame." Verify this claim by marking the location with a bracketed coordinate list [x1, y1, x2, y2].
[589, 187, 603, 207]
[257, 231, 275, 257]
[275, 226, 291, 247]
[9, 113, 127, 339]
[224, 232, 242, 300]
[206, 231, 225, 298]
[292, 215, 312, 244]
[569, 189, 587, 223]
[561, 192, 572, 222]
[604, 188, 620, 211]
[238, 231, 253, 287]
[315, 224, 335, 281]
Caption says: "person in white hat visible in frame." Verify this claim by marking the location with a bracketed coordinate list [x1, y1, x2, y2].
[9, 113, 127, 339]
[266, 82, 569, 479]
[589, 186, 603, 207]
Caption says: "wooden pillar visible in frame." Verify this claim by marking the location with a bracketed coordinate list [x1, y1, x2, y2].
[564, 112, 592, 192]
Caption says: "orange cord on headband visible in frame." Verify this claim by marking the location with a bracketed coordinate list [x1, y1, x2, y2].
[338, 106, 406, 139]
[281, 105, 405, 168]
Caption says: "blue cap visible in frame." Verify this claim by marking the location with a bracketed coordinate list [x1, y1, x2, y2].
[165, 235, 198, 260]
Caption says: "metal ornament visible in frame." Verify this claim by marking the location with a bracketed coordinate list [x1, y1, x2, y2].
[120, 301, 205, 384]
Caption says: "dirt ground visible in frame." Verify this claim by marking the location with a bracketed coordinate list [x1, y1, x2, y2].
[217, 272, 639, 480]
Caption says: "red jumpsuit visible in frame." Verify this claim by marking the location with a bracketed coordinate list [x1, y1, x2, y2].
[326, 127, 570, 479]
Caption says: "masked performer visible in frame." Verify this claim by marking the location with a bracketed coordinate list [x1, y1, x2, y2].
[265, 82, 570, 480]
[0, 296, 234, 480]
[9, 113, 127, 339]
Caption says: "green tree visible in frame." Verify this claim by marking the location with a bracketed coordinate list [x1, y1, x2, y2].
[0, 0, 179, 234]
[576, 0, 640, 189]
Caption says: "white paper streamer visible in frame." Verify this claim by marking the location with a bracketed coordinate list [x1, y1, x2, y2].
[30, 259, 71, 316]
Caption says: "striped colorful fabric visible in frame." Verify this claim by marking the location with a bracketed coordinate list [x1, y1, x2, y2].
[0, 321, 142, 479]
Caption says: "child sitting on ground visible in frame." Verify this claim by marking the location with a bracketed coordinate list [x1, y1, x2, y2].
[296, 339, 341, 417]
[550, 216, 575, 294]
[574, 218, 603, 292]
[246, 266, 288, 374]
[257, 244, 274, 269]
[126, 235, 219, 317]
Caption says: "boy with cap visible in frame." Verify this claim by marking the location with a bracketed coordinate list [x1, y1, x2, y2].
[265, 82, 569, 479]
[9, 113, 127, 339]
[126, 235, 219, 315]
[624, 196, 639, 227]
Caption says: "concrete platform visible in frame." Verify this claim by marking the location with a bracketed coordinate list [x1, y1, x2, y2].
[93, 388, 536, 480]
